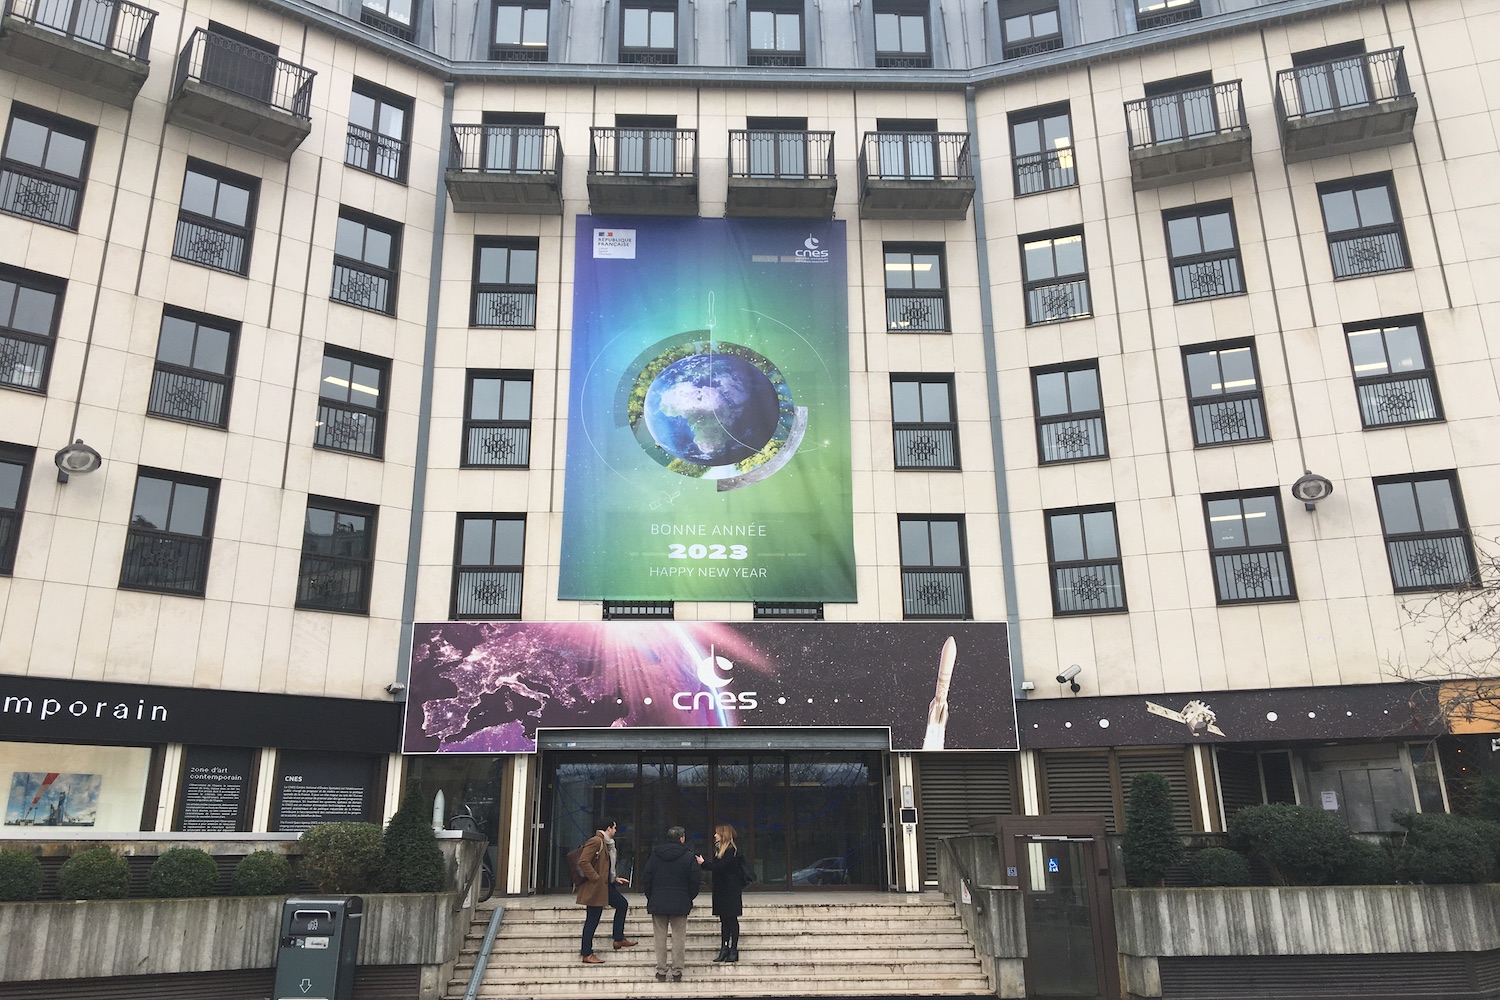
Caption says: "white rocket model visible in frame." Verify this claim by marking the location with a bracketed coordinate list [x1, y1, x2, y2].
[923, 636, 958, 750]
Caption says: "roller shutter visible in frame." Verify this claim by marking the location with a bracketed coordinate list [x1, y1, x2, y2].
[917, 753, 1014, 884]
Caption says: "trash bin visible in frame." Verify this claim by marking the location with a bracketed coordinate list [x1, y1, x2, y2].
[273, 896, 363, 1000]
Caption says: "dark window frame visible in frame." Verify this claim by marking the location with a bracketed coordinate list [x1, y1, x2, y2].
[1317, 173, 1410, 279]
[173, 159, 258, 276]
[147, 307, 238, 429]
[462, 369, 533, 468]
[747, 0, 805, 65]
[1010, 103, 1076, 196]
[619, 0, 678, 64]
[296, 496, 379, 615]
[891, 373, 959, 471]
[1182, 339, 1268, 446]
[331, 207, 402, 316]
[1032, 360, 1107, 464]
[1344, 316, 1443, 428]
[884, 243, 949, 333]
[1000, 0, 1062, 58]
[898, 514, 973, 619]
[491, 0, 550, 59]
[1021, 228, 1091, 325]
[1136, 0, 1201, 30]
[1045, 505, 1127, 615]
[1203, 488, 1296, 604]
[360, 0, 416, 41]
[1164, 201, 1245, 303]
[119, 467, 219, 597]
[1373, 472, 1477, 593]
[346, 80, 412, 184]
[0, 104, 93, 230]
[472, 237, 539, 328]
[0, 443, 34, 576]
[452, 513, 526, 619]
[0, 262, 64, 395]
[315, 347, 389, 460]
[873, 0, 932, 68]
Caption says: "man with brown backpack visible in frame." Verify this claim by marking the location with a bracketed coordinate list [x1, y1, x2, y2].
[574, 817, 637, 964]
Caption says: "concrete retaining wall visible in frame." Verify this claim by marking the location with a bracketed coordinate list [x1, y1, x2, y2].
[936, 834, 1028, 998]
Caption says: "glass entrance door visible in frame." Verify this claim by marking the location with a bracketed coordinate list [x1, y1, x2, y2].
[1019, 837, 1101, 998]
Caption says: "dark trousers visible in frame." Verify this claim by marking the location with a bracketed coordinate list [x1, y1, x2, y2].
[719, 914, 740, 945]
[580, 884, 629, 955]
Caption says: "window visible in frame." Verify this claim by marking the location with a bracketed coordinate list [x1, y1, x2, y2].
[463, 371, 532, 467]
[1345, 317, 1442, 428]
[1033, 362, 1106, 463]
[1204, 490, 1295, 604]
[603, 600, 674, 619]
[297, 498, 377, 614]
[492, 0, 549, 59]
[346, 82, 410, 183]
[1011, 105, 1075, 196]
[748, 0, 803, 65]
[1165, 203, 1244, 302]
[453, 515, 525, 618]
[620, 0, 676, 64]
[1021, 230, 1090, 324]
[1183, 340, 1266, 446]
[1136, 0, 1199, 30]
[0, 264, 63, 393]
[884, 245, 948, 332]
[1, 106, 91, 229]
[1001, 0, 1061, 58]
[754, 602, 824, 619]
[1374, 473, 1475, 592]
[148, 309, 237, 428]
[1318, 175, 1409, 278]
[120, 469, 217, 596]
[332, 209, 401, 315]
[891, 375, 958, 470]
[1046, 506, 1125, 615]
[361, 0, 414, 41]
[472, 239, 538, 328]
[315, 349, 387, 459]
[898, 516, 971, 619]
[874, 0, 930, 68]
[173, 161, 257, 275]
[0, 444, 33, 575]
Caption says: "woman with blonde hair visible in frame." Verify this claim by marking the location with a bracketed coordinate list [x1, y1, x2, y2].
[696, 822, 748, 962]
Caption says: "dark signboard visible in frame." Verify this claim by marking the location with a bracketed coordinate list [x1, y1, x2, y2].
[404, 621, 1016, 753]
[177, 746, 255, 832]
[272, 750, 381, 832]
[0, 676, 401, 753]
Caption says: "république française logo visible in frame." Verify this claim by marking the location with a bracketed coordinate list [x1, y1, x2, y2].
[673, 645, 758, 711]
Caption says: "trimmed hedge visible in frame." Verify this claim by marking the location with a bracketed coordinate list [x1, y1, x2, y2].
[1396, 812, 1500, 885]
[231, 851, 296, 896]
[0, 850, 44, 901]
[299, 823, 385, 893]
[1229, 804, 1358, 886]
[57, 848, 131, 900]
[1189, 846, 1251, 887]
[381, 786, 446, 893]
[149, 848, 219, 898]
[1122, 772, 1183, 888]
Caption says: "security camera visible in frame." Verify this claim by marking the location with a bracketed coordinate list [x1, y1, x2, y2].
[1056, 665, 1081, 684]
[385, 682, 406, 695]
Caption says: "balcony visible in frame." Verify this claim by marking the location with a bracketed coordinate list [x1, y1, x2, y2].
[1124, 81, 1251, 190]
[446, 125, 562, 215]
[858, 132, 974, 220]
[587, 128, 698, 216]
[167, 29, 314, 159]
[725, 130, 836, 219]
[1276, 48, 1417, 163]
[0, 0, 154, 108]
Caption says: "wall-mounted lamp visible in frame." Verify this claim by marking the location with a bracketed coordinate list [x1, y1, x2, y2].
[1056, 664, 1082, 694]
[1290, 470, 1334, 511]
[54, 439, 102, 484]
[384, 682, 406, 696]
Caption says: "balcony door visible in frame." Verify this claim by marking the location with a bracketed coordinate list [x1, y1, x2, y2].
[202, 22, 278, 105]
[876, 118, 936, 179]
[746, 116, 808, 179]
[616, 114, 676, 177]
[1143, 72, 1217, 143]
[31, 0, 115, 46]
[482, 112, 546, 173]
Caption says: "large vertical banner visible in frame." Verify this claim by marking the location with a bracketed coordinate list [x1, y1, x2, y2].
[561, 217, 855, 601]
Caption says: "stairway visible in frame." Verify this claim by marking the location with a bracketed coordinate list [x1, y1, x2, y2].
[448, 891, 995, 998]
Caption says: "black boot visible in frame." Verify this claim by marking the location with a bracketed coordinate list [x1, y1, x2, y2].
[725, 936, 739, 963]
[711, 940, 730, 962]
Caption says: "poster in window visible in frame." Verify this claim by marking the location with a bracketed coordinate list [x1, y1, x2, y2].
[5, 772, 101, 827]
[272, 751, 380, 832]
[177, 746, 255, 833]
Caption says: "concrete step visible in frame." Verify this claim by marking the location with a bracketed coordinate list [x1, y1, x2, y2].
[461, 942, 979, 963]
[449, 973, 995, 998]
[459, 955, 986, 976]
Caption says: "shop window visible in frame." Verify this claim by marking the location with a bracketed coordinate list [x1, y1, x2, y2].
[1, 104, 92, 230]
[1010, 104, 1075, 196]
[0, 263, 64, 393]
[884, 244, 948, 332]
[874, 0, 930, 68]
[1182, 340, 1267, 446]
[620, 0, 677, 64]
[453, 514, 526, 619]
[1203, 489, 1295, 604]
[332, 208, 401, 315]
[1021, 229, 1090, 324]
[173, 160, 257, 275]
[898, 515, 971, 619]
[1046, 505, 1125, 615]
[1374, 472, 1475, 592]
[463, 370, 532, 468]
[748, 0, 804, 65]
[148, 308, 237, 428]
[0, 444, 33, 575]
[603, 600, 674, 619]
[315, 349, 387, 459]
[1345, 317, 1442, 428]
[120, 469, 218, 597]
[1001, 0, 1061, 58]
[754, 602, 824, 619]
[472, 238, 539, 328]
[1318, 174, 1409, 278]
[297, 498, 378, 614]
[492, 0, 549, 60]
[1033, 361, 1106, 463]
[361, 0, 415, 41]
[346, 81, 411, 183]
[1165, 202, 1244, 302]
[891, 374, 958, 470]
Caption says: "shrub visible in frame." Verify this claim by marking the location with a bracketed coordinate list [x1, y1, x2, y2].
[148, 848, 219, 898]
[1122, 772, 1183, 887]
[57, 848, 131, 900]
[1335, 837, 1397, 886]
[1189, 846, 1251, 887]
[1465, 773, 1500, 825]
[381, 786, 446, 893]
[299, 823, 384, 893]
[1228, 804, 1356, 886]
[232, 851, 296, 896]
[1396, 812, 1500, 885]
[0, 850, 44, 901]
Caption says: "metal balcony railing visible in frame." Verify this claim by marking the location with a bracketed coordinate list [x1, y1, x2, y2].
[331, 260, 394, 315]
[3, 0, 156, 61]
[1052, 561, 1125, 614]
[1025, 277, 1091, 325]
[1125, 81, 1247, 149]
[860, 132, 972, 182]
[589, 128, 697, 178]
[0, 163, 81, 229]
[728, 130, 834, 180]
[1039, 413, 1106, 463]
[314, 400, 382, 457]
[1276, 47, 1412, 121]
[1172, 253, 1243, 302]
[296, 556, 370, 613]
[453, 568, 523, 618]
[885, 292, 947, 332]
[172, 216, 247, 273]
[901, 569, 970, 619]
[345, 123, 407, 182]
[0, 331, 49, 391]
[1212, 550, 1293, 603]
[1387, 532, 1474, 592]
[464, 423, 531, 467]
[1013, 146, 1076, 195]
[1328, 227, 1408, 278]
[449, 125, 562, 176]
[1190, 394, 1266, 446]
[489, 44, 548, 61]
[1003, 35, 1063, 59]
[1355, 372, 1440, 427]
[147, 366, 228, 426]
[472, 289, 536, 328]
[174, 28, 315, 120]
[893, 425, 957, 470]
[119, 529, 209, 595]
[747, 50, 804, 67]
[875, 52, 931, 69]
[1135, 0, 1200, 30]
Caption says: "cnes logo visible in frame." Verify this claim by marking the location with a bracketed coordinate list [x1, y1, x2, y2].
[674, 646, 758, 711]
[795, 234, 830, 260]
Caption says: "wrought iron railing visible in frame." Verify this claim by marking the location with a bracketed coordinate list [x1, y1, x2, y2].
[147, 366, 227, 426]
[489, 44, 548, 61]
[1052, 561, 1126, 614]
[345, 123, 407, 182]
[1212, 550, 1293, 603]
[1025, 277, 1091, 324]
[1190, 395, 1266, 445]
[901, 569, 970, 619]
[315, 400, 382, 457]
[1004, 35, 1063, 59]
[1013, 146, 1076, 196]
[359, 7, 414, 41]
[747, 50, 804, 67]
[1355, 372, 1439, 427]
[1039, 414, 1106, 463]
[728, 130, 834, 180]
[448, 125, 561, 176]
[619, 48, 676, 65]
[0, 163, 81, 229]
[893, 425, 957, 470]
[1276, 47, 1411, 121]
[1387, 532, 1474, 591]
[1172, 254, 1243, 302]
[174, 28, 315, 120]
[119, 529, 209, 595]
[1328, 227, 1408, 278]
[1136, 0, 1200, 29]
[473, 289, 537, 328]
[296, 555, 370, 612]
[885, 292, 947, 332]
[464, 423, 531, 467]
[875, 52, 932, 69]
[172, 216, 247, 273]
[860, 132, 972, 182]
[453, 568, 523, 618]
[1125, 81, 1246, 149]
[0, 332, 49, 391]
[589, 127, 698, 178]
[331, 261, 393, 314]
[3, 0, 156, 60]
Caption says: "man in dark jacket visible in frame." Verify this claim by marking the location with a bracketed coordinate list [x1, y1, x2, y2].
[640, 825, 702, 982]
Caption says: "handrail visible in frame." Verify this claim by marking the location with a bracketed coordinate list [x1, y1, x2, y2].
[2, 0, 157, 61]
[462, 904, 506, 1000]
